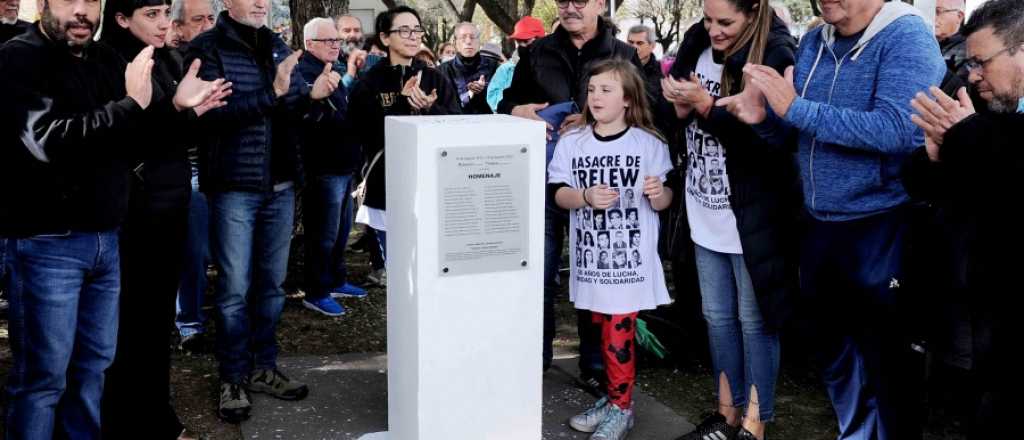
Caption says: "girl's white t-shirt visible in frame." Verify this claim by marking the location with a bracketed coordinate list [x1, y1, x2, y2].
[684, 47, 743, 254]
[548, 126, 674, 315]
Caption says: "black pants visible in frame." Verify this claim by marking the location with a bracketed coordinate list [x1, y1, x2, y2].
[102, 193, 189, 440]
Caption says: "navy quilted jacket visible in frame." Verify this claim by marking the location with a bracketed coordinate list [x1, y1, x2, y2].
[185, 12, 309, 193]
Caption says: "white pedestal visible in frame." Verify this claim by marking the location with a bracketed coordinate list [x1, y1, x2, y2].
[381, 115, 546, 440]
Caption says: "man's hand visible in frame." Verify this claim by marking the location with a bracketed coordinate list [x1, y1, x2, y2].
[715, 76, 768, 124]
[585, 184, 618, 209]
[273, 50, 302, 98]
[346, 49, 368, 78]
[125, 45, 155, 109]
[910, 86, 975, 160]
[468, 75, 487, 95]
[510, 102, 555, 138]
[744, 64, 796, 118]
[311, 62, 342, 100]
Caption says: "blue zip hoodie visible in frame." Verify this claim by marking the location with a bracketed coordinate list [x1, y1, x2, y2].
[765, 2, 945, 220]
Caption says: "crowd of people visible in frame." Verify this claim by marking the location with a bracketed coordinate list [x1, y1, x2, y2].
[0, 0, 1019, 438]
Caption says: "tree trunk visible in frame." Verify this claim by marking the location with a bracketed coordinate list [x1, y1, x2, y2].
[475, 0, 518, 34]
[289, 0, 350, 48]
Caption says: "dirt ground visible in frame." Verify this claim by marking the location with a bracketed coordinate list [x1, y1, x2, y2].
[0, 228, 968, 439]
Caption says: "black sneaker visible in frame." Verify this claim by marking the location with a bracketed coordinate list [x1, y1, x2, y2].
[246, 368, 309, 401]
[676, 413, 739, 440]
[736, 427, 762, 440]
[217, 382, 251, 424]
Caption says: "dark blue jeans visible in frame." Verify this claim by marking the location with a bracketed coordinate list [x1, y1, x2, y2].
[801, 209, 918, 440]
[4, 231, 121, 440]
[176, 182, 210, 337]
[302, 174, 355, 300]
[209, 188, 295, 384]
[544, 200, 602, 373]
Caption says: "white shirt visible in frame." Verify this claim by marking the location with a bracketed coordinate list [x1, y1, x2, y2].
[684, 47, 743, 254]
[548, 126, 673, 315]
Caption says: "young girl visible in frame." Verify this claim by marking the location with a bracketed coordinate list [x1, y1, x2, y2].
[661, 0, 798, 438]
[548, 59, 674, 440]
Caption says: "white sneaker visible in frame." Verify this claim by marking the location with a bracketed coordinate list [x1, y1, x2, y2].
[569, 397, 611, 433]
[590, 404, 634, 440]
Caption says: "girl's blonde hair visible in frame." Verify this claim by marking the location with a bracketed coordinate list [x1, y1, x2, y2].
[569, 59, 666, 143]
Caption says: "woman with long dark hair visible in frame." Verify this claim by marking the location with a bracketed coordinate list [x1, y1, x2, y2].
[98, 0, 228, 437]
[660, 0, 798, 438]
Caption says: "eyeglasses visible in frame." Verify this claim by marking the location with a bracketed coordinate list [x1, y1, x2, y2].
[965, 46, 1013, 72]
[387, 26, 426, 39]
[311, 38, 343, 47]
[935, 7, 962, 16]
[556, 0, 589, 9]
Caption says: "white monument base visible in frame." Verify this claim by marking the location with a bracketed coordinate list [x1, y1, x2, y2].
[384, 115, 547, 440]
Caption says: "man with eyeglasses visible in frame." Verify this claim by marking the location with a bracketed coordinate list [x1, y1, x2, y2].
[905, 1, 1023, 437]
[184, 0, 341, 423]
[497, 0, 644, 414]
[438, 22, 499, 114]
[297, 17, 366, 318]
[934, 0, 971, 94]
[170, 0, 216, 46]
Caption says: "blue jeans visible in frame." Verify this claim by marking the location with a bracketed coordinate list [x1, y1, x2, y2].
[543, 200, 602, 373]
[209, 188, 295, 384]
[176, 181, 210, 337]
[695, 244, 780, 421]
[302, 174, 355, 300]
[4, 231, 121, 440]
[801, 209, 916, 440]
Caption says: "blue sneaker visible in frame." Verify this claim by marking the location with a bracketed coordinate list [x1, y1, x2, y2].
[302, 297, 346, 317]
[329, 282, 368, 299]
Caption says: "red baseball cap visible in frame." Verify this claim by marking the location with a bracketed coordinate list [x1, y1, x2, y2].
[510, 16, 545, 41]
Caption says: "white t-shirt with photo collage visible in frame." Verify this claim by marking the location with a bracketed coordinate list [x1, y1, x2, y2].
[684, 47, 743, 254]
[548, 126, 674, 315]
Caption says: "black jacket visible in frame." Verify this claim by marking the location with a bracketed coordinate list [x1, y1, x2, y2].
[184, 12, 309, 193]
[348, 58, 461, 210]
[0, 19, 29, 44]
[497, 18, 642, 114]
[902, 111, 1021, 385]
[641, 55, 664, 105]
[663, 15, 801, 330]
[297, 51, 361, 176]
[939, 32, 970, 96]
[437, 53, 499, 114]
[0, 24, 143, 237]
[102, 29, 192, 213]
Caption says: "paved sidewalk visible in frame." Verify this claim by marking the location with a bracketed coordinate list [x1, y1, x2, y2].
[241, 353, 691, 439]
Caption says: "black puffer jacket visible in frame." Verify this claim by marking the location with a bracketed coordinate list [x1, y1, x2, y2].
[662, 15, 801, 331]
[497, 18, 642, 113]
[348, 58, 461, 211]
[437, 53, 500, 114]
[102, 28, 192, 214]
[184, 12, 309, 193]
[296, 51, 361, 177]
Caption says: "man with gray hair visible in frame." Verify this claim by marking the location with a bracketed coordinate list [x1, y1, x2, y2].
[439, 22, 499, 114]
[336, 14, 379, 87]
[935, 0, 971, 93]
[626, 24, 663, 99]
[297, 17, 365, 318]
[170, 0, 216, 45]
[0, 0, 29, 43]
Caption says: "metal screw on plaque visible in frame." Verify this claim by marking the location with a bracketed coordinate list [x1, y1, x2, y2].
[441, 151, 448, 158]
[520, 260, 527, 267]
[442, 267, 450, 274]
[520, 147, 527, 153]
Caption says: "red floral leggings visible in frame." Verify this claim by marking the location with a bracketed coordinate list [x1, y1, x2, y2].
[593, 311, 638, 409]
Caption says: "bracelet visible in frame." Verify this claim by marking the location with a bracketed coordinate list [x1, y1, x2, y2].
[582, 187, 591, 207]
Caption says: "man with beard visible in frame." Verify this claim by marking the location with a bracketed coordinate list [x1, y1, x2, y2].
[170, 0, 215, 48]
[0, 0, 217, 436]
[336, 14, 379, 88]
[185, 0, 340, 423]
[906, 1, 1024, 436]
[439, 22, 499, 114]
[0, 0, 29, 43]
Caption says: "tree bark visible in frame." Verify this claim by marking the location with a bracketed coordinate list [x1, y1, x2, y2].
[474, 0, 518, 34]
[289, 0, 351, 48]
